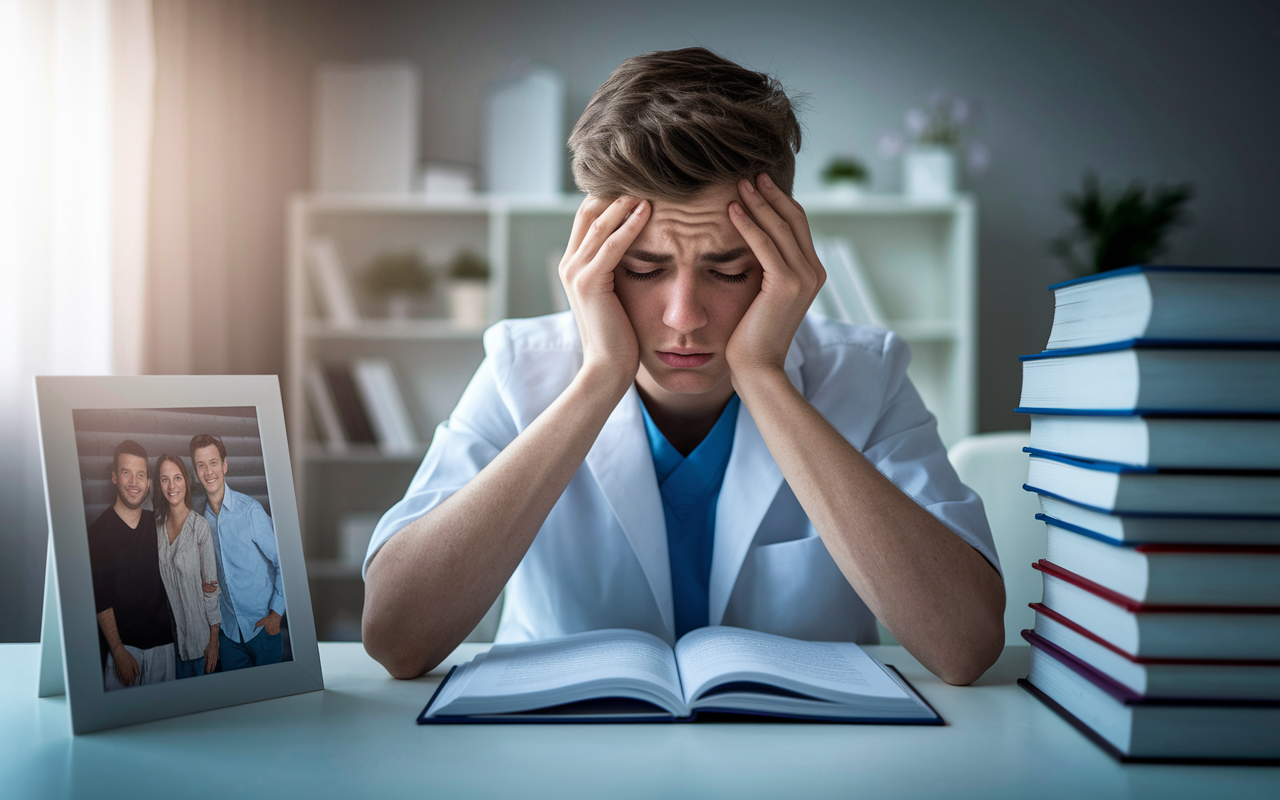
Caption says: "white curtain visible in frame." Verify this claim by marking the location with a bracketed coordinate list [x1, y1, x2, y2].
[0, 0, 154, 641]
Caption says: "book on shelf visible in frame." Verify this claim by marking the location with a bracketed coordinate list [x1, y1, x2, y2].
[323, 364, 377, 446]
[1033, 561, 1280, 661]
[308, 237, 362, 327]
[1034, 494, 1280, 546]
[1023, 451, 1280, 516]
[1030, 606, 1280, 700]
[350, 358, 419, 454]
[1020, 632, 1280, 762]
[1042, 522, 1280, 606]
[306, 364, 348, 454]
[419, 626, 940, 724]
[1027, 413, 1280, 470]
[1043, 266, 1280, 351]
[1017, 342, 1280, 414]
[813, 237, 885, 328]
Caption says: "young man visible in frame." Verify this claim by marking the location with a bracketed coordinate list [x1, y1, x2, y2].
[190, 434, 286, 670]
[89, 440, 176, 690]
[362, 48, 1004, 684]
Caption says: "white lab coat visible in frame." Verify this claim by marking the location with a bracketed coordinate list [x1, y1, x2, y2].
[364, 311, 999, 645]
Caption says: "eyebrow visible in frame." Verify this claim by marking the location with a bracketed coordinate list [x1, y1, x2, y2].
[623, 247, 753, 265]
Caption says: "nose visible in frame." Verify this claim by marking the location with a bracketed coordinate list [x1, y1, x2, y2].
[661, 271, 708, 335]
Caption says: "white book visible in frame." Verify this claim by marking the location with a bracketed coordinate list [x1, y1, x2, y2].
[1035, 493, 1280, 546]
[1029, 413, 1280, 469]
[351, 358, 418, 454]
[484, 62, 565, 197]
[421, 626, 937, 723]
[813, 237, 884, 328]
[306, 364, 348, 454]
[308, 238, 361, 327]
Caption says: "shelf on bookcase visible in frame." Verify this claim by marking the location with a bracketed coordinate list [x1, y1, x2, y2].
[305, 444, 428, 464]
[306, 319, 488, 341]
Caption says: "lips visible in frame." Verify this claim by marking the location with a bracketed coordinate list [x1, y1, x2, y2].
[656, 351, 713, 368]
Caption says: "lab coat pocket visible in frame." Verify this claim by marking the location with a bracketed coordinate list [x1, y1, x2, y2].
[728, 535, 877, 643]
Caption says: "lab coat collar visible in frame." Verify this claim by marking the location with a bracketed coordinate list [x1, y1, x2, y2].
[585, 383, 675, 640]
[709, 341, 806, 625]
[585, 339, 807, 641]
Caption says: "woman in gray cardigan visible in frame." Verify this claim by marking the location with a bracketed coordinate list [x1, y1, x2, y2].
[153, 454, 222, 677]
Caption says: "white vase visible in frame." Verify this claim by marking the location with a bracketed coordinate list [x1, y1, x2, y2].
[904, 145, 957, 200]
[826, 183, 866, 203]
[449, 281, 489, 329]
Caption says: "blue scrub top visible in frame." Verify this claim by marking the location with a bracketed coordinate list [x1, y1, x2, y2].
[640, 394, 741, 639]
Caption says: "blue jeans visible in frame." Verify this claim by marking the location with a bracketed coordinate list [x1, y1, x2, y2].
[219, 628, 283, 671]
[175, 655, 206, 679]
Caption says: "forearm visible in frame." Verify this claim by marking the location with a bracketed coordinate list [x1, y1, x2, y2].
[96, 609, 124, 654]
[736, 369, 1004, 685]
[363, 366, 633, 678]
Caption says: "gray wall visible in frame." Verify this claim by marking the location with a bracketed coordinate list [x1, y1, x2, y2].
[4, 0, 1278, 641]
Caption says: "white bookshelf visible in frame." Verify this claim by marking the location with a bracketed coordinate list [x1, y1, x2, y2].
[285, 192, 976, 639]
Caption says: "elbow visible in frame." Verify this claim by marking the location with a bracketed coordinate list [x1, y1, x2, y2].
[937, 617, 1004, 686]
[361, 591, 450, 680]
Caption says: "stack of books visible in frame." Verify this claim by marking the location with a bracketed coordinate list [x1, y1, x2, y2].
[1014, 266, 1280, 763]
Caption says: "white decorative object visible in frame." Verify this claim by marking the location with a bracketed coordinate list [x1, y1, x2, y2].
[417, 162, 475, 197]
[484, 62, 566, 197]
[826, 184, 866, 203]
[449, 281, 490, 330]
[904, 146, 957, 200]
[314, 63, 418, 193]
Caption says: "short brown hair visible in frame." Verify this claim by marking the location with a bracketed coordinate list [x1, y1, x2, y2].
[112, 440, 149, 474]
[189, 433, 226, 462]
[569, 48, 802, 201]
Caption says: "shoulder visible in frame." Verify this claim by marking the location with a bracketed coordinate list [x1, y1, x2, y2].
[478, 313, 582, 415]
[793, 313, 910, 386]
[482, 313, 581, 365]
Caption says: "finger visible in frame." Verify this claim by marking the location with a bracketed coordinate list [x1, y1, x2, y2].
[728, 201, 794, 291]
[565, 194, 614, 257]
[587, 199, 649, 274]
[572, 196, 645, 273]
[755, 173, 823, 272]
[738, 177, 818, 284]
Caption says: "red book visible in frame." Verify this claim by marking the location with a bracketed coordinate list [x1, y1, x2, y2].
[1033, 560, 1280, 660]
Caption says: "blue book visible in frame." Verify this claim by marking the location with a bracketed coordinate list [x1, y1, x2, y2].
[1044, 266, 1280, 351]
[1022, 451, 1280, 516]
[1017, 341, 1280, 415]
[1024, 414, 1280, 469]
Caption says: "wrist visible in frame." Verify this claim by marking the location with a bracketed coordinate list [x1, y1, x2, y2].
[730, 363, 792, 401]
[573, 361, 635, 405]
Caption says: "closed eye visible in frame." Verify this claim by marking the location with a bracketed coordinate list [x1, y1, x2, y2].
[623, 269, 663, 281]
[714, 271, 749, 284]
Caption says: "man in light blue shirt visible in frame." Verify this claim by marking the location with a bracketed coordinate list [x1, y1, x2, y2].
[191, 433, 286, 670]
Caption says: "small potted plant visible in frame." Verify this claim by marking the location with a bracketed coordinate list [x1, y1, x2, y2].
[879, 91, 989, 200]
[1049, 173, 1194, 276]
[820, 156, 871, 201]
[447, 250, 490, 329]
[361, 250, 434, 321]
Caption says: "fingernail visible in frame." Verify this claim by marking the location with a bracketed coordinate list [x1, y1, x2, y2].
[730, 202, 743, 215]
[760, 173, 773, 188]
[742, 179, 756, 194]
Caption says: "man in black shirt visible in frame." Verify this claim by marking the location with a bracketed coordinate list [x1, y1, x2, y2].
[88, 440, 176, 690]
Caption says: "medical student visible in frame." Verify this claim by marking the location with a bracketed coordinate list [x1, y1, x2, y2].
[361, 48, 1004, 684]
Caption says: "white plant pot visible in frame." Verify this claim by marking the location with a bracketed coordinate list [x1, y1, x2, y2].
[904, 146, 957, 200]
[449, 281, 489, 330]
[825, 183, 867, 203]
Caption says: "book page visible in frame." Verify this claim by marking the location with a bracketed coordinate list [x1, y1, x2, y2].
[427, 628, 685, 717]
[674, 626, 910, 705]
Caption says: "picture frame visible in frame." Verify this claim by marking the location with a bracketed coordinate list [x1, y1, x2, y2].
[35, 375, 323, 734]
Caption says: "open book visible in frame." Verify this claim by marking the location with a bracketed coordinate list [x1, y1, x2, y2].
[419, 626, 941, 724]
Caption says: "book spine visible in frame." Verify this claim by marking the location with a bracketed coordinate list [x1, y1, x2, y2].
[308, 238, 361, 327]
[306, 364, 348, 453]
[324, 364, 377, 444]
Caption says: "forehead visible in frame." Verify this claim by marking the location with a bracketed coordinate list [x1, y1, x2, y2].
[631, 183, 745, 256]
[192, 444, 221, 461]
[159, 460, 183, 474]
[117, 453, 147, 472]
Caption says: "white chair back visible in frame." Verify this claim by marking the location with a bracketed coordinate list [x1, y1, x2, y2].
[949, 431, 1044, 645]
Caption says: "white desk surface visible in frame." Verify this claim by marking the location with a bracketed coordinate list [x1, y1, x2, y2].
[3, 642, 1277, 799]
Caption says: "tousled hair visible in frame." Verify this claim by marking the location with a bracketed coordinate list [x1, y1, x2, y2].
[189, 433, 226, 462]
[153, 454, 193, 525]
[112, 440, 149, 475]
[569, 47, 803, 202]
